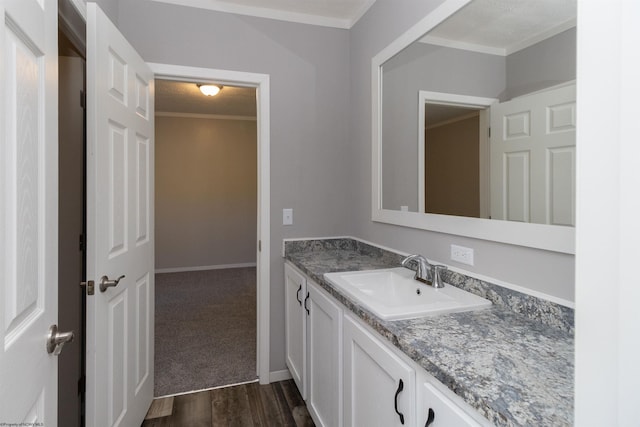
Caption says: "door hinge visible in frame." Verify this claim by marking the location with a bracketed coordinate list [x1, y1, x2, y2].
[258, 240, 262, 251]
[79, 234, 85, 251]
[80, 280, 95, 296]
[80, 90, 86, 109]
[488, 127, 491, 137]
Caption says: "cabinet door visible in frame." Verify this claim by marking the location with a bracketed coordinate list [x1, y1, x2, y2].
[307, 280, 343, 427]
[285, 263, 307, 398]
[417, 377, 485, 427]
[343, 314, 415, 427]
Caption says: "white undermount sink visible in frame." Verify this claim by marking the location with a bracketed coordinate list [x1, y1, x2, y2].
[323, 267, 491, 320]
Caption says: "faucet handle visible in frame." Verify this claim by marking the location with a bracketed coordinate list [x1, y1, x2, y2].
[432, 265, 447, 288]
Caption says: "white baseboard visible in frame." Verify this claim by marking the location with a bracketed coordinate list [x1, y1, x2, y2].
[155, 262, 256, 274]
[269, 369, 292, 383]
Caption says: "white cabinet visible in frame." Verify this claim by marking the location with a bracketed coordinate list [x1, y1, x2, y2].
[416, 370, 487, 427]
[284, 263, 307, 398]
[307, 280, 343, 427]
[285, 262, 343, 427]
[343, 314, 416, 427]
[285, 262, 490, 427]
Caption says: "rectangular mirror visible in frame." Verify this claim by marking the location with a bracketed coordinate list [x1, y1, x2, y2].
[372, 0, 576, 253]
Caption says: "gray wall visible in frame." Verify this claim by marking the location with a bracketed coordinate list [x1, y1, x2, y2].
[506, 28, 577, 99]
[116, 0, 353, 373]
[155, 116, 257, 270]
[382, 43, 505, 211]
[351, 1, 575, 301]
[113, 0, 575, 375]
[90, 0, 119, 25]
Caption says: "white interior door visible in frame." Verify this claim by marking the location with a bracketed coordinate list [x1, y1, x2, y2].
[86, 4, 155, 426]
[0, 0, 59, 423]
[490, 84, 576, 225]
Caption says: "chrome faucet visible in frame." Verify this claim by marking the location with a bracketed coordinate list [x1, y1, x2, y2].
[401, 254, 447, 288]
[401, 254, 432, 285]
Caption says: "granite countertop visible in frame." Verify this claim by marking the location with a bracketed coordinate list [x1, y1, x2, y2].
[284, 239, 574, 426]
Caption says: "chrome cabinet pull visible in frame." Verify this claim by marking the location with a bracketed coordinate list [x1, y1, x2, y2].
[296, 284, 302, 306]
[46, 324, 74, 356]
[304, 292, 310, 315]
[394, 379, 405, 424]
[99, 274, 125, 292]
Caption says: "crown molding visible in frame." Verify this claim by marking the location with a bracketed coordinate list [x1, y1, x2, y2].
[149, 0, 376, 29]
[156, 111, 256, 121]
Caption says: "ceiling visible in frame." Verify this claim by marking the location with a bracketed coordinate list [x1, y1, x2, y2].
[423, 0, 577, 55]
[155, 80, 256, 117]
[149, 0, 377, 28]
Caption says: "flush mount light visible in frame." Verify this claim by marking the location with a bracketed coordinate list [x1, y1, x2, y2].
[198, 84, 222, 97]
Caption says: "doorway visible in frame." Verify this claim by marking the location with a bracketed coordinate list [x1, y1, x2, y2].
[58, 1, 86, 425]
[417, 91, 497, 218]
[55, 6, 271, 425]
[149, 62, 272, 390]
[154, 79, 258, 396]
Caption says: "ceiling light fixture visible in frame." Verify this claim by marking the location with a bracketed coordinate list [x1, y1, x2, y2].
[198, 84, 222, 97]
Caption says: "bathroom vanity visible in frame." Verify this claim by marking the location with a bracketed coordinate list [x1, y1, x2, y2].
[283, 238, 573, 427]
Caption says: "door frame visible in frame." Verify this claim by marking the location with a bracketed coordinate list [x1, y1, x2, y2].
[417, 91, 496, 215]
[149, 62, 271, 384]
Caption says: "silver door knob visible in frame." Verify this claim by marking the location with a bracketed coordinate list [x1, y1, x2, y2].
[99, 274, 125, 292]
[46, 324, 74, 356]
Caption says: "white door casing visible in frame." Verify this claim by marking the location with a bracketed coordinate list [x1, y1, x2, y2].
[490, 83, 576, 225]
[148, 62, 271, 384]
[0, 0, 58, 423]
[417, 91, 496, 215]
[86, 4, 154, 427]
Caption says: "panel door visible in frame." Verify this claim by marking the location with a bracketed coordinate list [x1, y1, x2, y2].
[86, 4, 155, 426]
[343, 314, 415, 427]
[490, 84, 576, 225]
[284, 263, 307, 398]
[0, 0, 59, 423]
[307, 280, 342, 427]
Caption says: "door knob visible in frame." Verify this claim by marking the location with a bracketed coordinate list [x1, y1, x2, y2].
[46, 324, 74, 356]
[99, 274, 125, 292]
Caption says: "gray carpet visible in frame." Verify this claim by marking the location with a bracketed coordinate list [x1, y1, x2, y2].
[154, 267, 257, 397]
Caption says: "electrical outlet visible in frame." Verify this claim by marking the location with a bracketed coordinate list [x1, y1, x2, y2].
[451, 244, 474, 266]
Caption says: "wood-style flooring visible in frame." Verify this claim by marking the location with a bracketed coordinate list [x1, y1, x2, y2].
[142, 380, 315, 427]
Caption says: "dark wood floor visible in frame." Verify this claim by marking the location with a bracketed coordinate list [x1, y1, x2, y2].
[142, 380, 315, 427]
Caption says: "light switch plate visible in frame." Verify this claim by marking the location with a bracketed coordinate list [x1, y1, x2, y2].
[283, 208, 293, 225]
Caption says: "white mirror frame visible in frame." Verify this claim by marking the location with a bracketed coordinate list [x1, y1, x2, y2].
[371, 0, 575, 254]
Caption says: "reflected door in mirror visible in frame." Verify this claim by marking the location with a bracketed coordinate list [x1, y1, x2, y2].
[490, 84, 576, 225]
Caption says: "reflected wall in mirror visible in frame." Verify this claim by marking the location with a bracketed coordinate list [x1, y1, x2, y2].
[380, 0, 576, 227]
